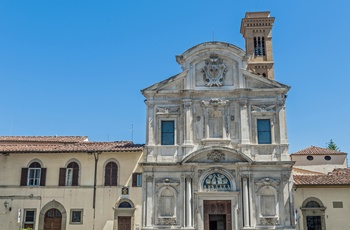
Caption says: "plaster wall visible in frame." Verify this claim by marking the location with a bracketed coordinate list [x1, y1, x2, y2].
[294, 187, 350, 230]
[0, 151, 143, 230]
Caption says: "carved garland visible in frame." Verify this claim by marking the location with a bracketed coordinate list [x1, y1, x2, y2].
[251, 105, 276, 113]
[255, 177, 280, 187]
[158, 217, 176, 225]
[207, 150, 225, 162]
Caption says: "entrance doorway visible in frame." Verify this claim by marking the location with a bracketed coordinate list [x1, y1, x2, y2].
[209, 214, 226, 230]
[204, 200, 231, 230]
[301, 198, 325, 230]
[44, 208, 62, 230]
[306, 216, 322, 230]
[118, 216, 131, 230]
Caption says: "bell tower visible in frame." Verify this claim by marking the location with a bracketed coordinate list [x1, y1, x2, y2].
[240, 12, 275, 80]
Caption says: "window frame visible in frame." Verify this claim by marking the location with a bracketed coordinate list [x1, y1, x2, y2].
[65, 168, 73, 186]
[257, 119, 272, 144]
[104, 161, 118, 186]
[59, 161, 80, 187]
[21, 161, 46, 187]
[28, 167, 41, 186]
[159, 119, 176, 145]
[132, 173, 142, 187]
[70, 209, 83, 225]
[23, 209, 36, 229]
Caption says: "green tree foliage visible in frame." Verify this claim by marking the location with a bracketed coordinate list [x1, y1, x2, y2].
[326, 139, 340, 151]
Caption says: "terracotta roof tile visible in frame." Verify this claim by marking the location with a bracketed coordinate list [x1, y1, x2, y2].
[0, 141, 144, 153]
[291, 146, 346, 156]
[292, 167, 325, 176]
[0, 136, 88, 143]
[294, 168, 350, 185]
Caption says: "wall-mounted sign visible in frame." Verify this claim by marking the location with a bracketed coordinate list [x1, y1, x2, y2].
[17, 209, 21, 223]
[122, 187, 129, 196]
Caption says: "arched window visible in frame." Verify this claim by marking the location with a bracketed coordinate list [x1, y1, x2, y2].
[59, 161, 79, 186]
[28, 162, 42, 186]
[105, 162, 118, 186]
[118, 202, 132, 208]
[306, 201, 321, 208]
[20, 161, 46, 186]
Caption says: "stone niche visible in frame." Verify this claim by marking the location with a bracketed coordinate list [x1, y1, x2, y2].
[155, 178, 180, 226]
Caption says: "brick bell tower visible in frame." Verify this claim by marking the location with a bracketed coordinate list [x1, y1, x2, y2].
[240, 12, 275, 80]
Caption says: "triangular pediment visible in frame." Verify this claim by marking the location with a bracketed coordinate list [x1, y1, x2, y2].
[182, 146, 252, 164]
[243, 70, 290, 90]
[141, 71, 187, 93]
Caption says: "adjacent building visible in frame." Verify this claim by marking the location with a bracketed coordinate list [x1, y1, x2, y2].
[141, 12, 295, 230]
[0, 136, 143, 230]
[292, 146, 350, 230]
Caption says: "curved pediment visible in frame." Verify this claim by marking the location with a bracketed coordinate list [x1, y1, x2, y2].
[176, 42, 246, 65]
[174, 42, 247, 90]
[181, 146, 252, 164]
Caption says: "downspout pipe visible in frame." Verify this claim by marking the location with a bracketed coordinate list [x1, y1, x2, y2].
[89, 151, 101, 230]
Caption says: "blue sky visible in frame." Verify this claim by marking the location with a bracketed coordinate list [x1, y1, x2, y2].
[0, 1, 349, 154]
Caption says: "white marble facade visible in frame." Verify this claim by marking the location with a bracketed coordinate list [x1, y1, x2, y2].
[141, 12, 295, 230]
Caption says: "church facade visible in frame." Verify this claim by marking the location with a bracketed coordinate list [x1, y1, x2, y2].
[141, 12, 295, 230]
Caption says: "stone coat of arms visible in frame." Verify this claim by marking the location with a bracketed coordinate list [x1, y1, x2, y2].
[201, 53, 227, 87]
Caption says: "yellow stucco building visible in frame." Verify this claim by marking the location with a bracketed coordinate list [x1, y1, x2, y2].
[292, 146, 350, 230]
[0, 136, 143, 230]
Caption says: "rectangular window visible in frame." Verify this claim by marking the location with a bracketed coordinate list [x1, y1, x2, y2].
[28, 168, 41, 186]
[161, 120, 175, 145]
[70, 209, 83, 224]
[132, 173, 142, 187]
[257, 119, 271, 144]
[23, 209, 35, 229]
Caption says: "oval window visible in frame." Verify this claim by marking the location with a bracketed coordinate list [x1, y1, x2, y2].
[324, 156, 331, 161]
[307, 156, 314, 161]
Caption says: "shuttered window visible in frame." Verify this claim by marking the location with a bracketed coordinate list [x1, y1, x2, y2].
[132, 173, 142, 187]
[58, 162, 79, 186]
[20, 162, 46, 186]
[104, 162, 118, 186]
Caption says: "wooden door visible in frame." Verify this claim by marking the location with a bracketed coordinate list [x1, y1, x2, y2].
[44, 208, 62, 230]
[204, 200, 231, 230]
[118, 216, 131, 230]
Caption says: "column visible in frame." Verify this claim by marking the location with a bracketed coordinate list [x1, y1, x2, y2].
[146, 175, 153, 227]
[146, 101, 155, 145]
[113, 211, 118, 230]
[277, 98, 288, 144]
[239, 99, 250, 144]
[282, 173, 292, 227]
[183, 100, 193, 145]
[186, 176, 193, 227]
[182, 176, 186, 227]
[242, 175, 250, 227]
[204, 107, 209, 139]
